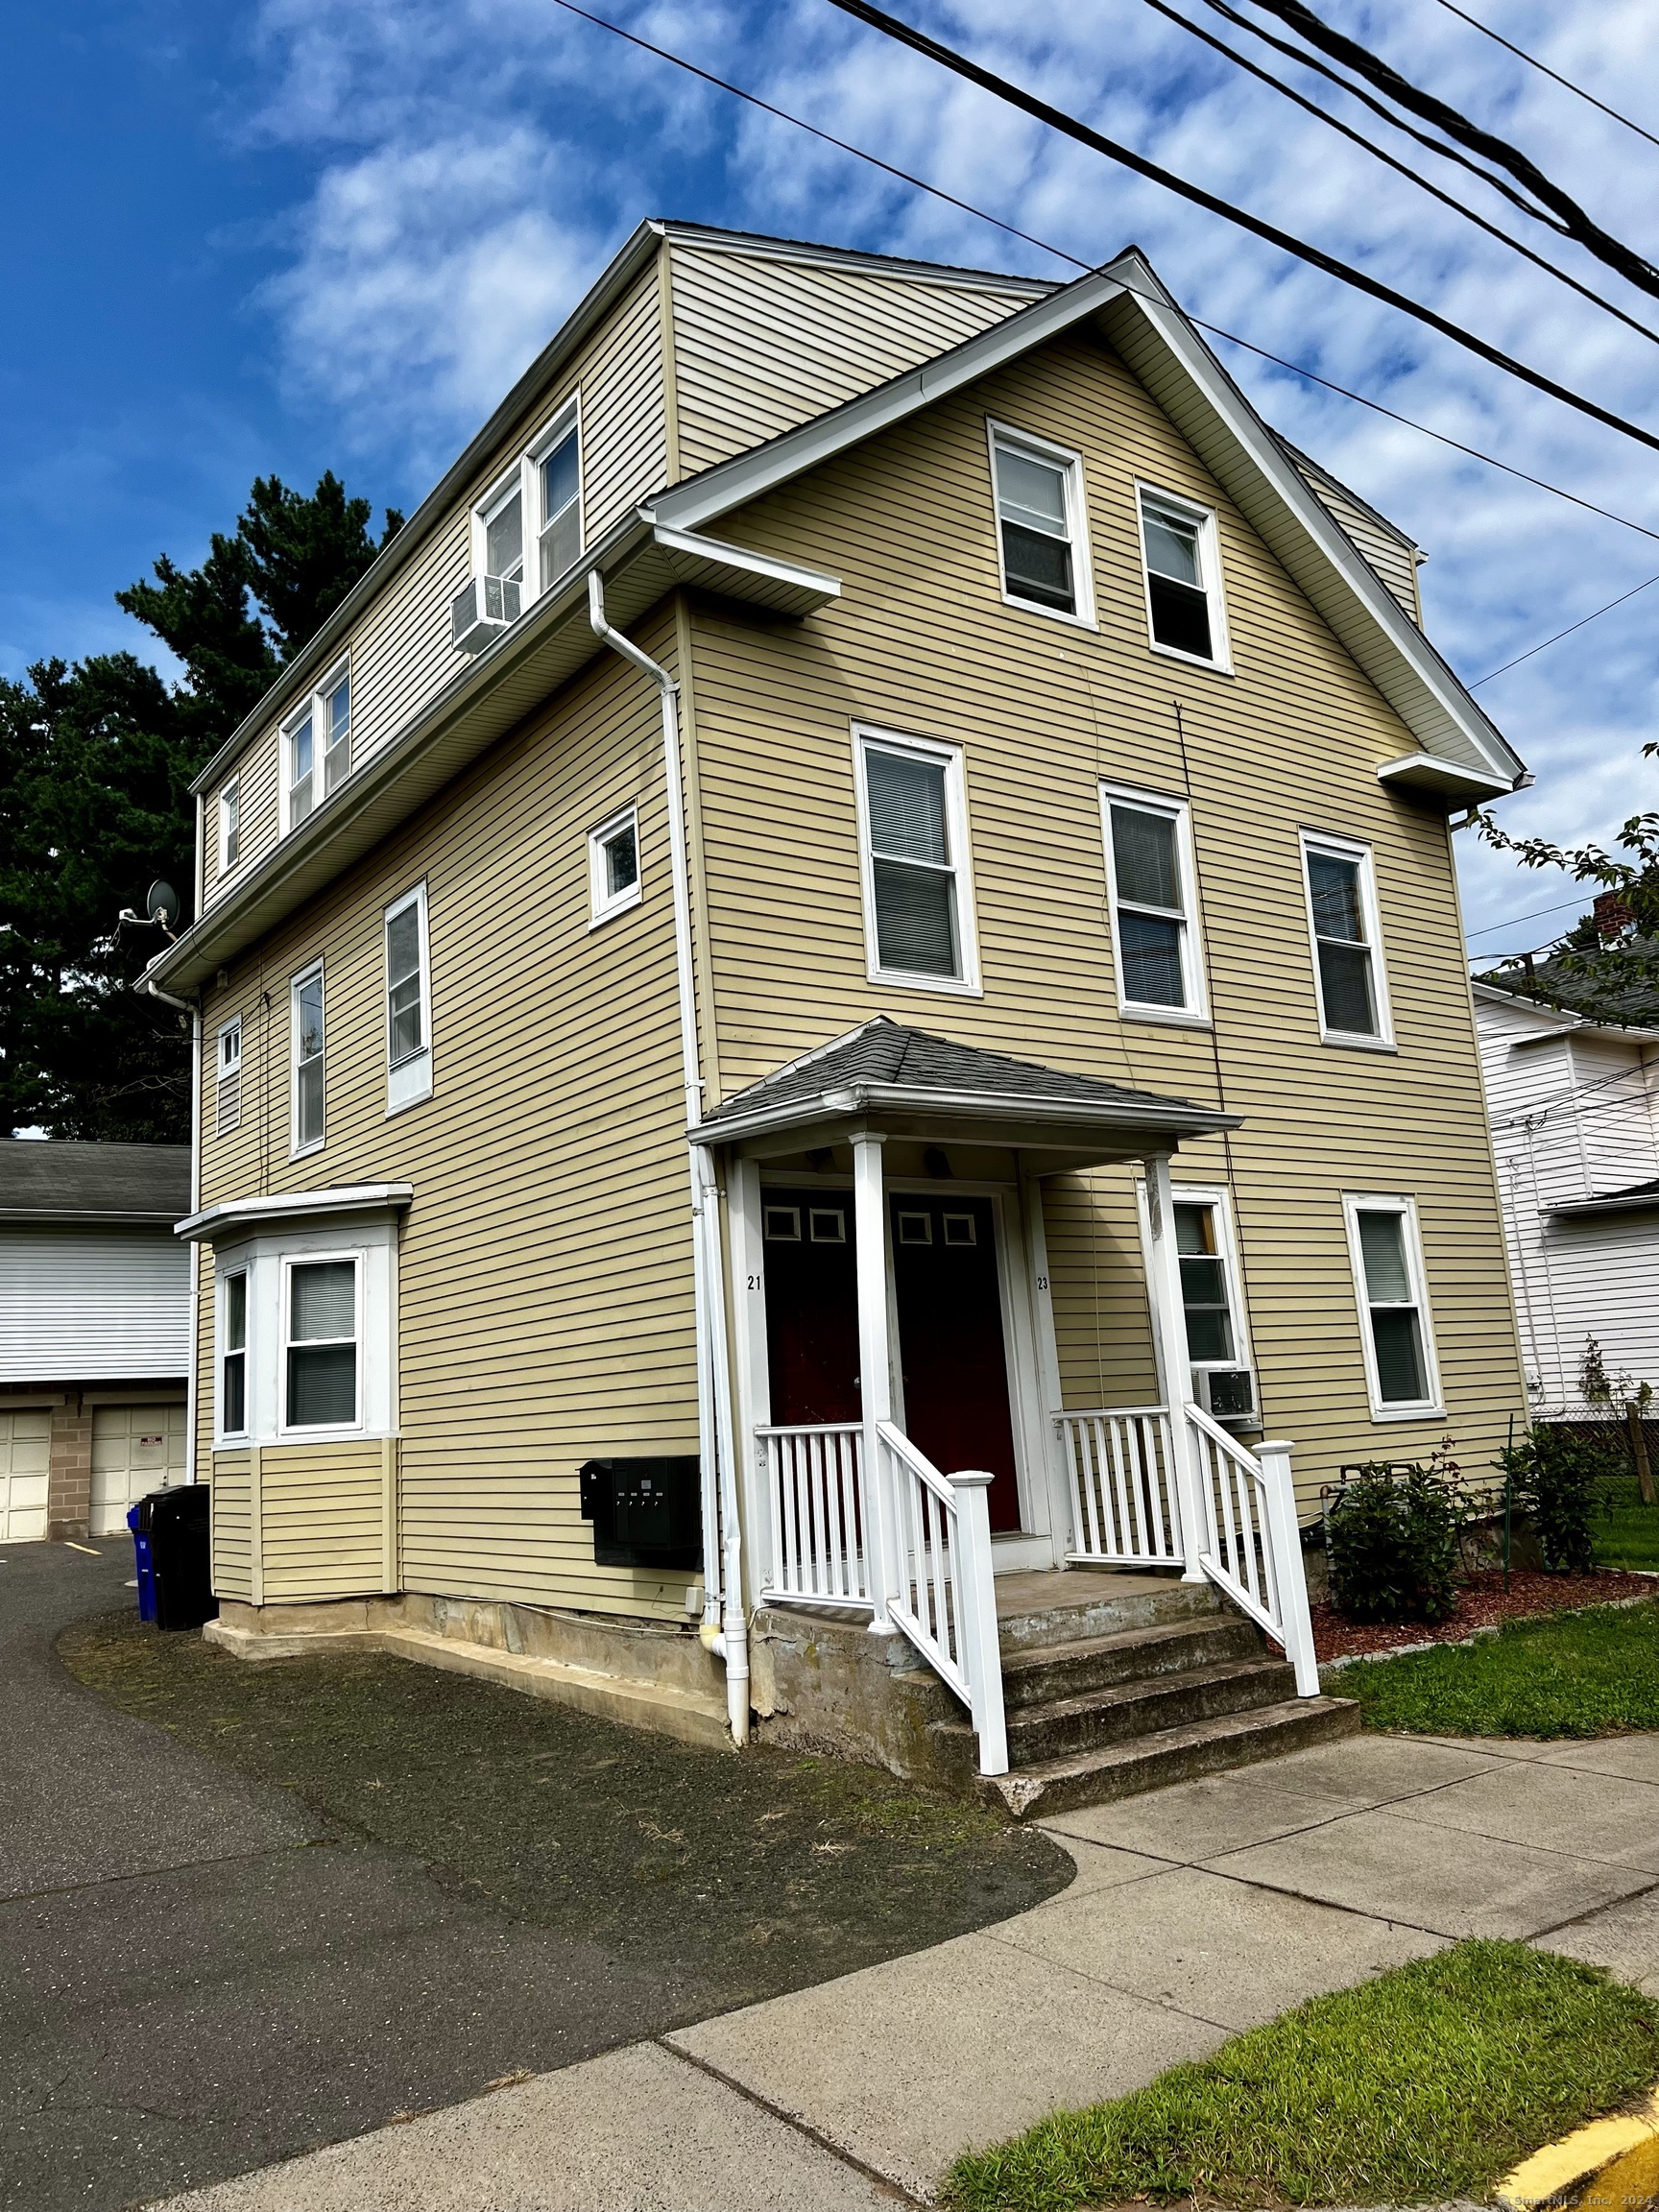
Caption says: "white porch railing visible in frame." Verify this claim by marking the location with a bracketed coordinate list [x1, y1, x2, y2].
[877, 1421, 1008, 1775]
[755, 1417, 1008, 1776]
[1054, 1407, 1185, 1567]
[1185, 1404, 1320, 1695]
[756, 1422, 872, 1608]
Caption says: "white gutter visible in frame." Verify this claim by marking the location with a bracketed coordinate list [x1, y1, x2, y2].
[146, 973, 201, 1490]
[586, 572, 749, 1747]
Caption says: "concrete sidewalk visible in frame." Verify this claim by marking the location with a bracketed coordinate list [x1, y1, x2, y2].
[151, 1728, 1659, 2209]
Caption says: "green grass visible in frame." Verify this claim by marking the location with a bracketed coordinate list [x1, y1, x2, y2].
[943, 1942, 1658, 2211]
[1595, 1477, 1659, 1572]
[1336, 1598, 1659, 1738]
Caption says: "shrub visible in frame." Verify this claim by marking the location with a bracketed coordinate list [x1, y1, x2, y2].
[1327, 1458, 1467, 1623]
[1502, 1426, 1622, 1575]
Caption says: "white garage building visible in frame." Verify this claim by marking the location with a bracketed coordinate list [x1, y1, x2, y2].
[0, 1139, 192, 1543]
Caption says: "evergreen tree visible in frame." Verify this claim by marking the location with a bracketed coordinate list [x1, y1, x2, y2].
[1, 476, 403, 1140]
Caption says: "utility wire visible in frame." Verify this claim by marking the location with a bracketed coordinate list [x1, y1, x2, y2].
[1241, 0, 1659, 302]
[1469, 571, 1659, 687]
[545, 0, 1659, 682]
[1433, 0, 1659, 157]
[1466, 895, 1594, 940]
[822, 0, 1659, 456]
[1142, 0, 1659, 350]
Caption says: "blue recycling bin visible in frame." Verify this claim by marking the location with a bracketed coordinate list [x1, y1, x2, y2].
[128, 1501, 156, 1623]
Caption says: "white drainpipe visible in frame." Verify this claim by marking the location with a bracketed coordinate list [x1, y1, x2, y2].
[147, 975, 201, 1491]
[588, 573, 749, 1745]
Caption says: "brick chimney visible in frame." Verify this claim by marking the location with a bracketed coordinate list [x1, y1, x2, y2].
[1594, 891, 1635, 942]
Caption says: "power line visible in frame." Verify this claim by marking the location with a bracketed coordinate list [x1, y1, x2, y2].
[1140, 0, 1659, 350]
[1466, 895, 1592, 940]
[1469, 571, 1659, 687]
[822, 0, 1659, 457]
[544, 0, 1659, 685]
[1433, 0, 1659, 159]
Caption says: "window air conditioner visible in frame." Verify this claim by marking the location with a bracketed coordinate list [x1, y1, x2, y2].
[1196, 1367, 1259, 1429]
[450, 574, 521, 654]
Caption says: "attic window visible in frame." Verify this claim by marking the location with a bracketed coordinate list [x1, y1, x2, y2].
[1139, 489, 1229, 668]
[989, 424, 1093, 625]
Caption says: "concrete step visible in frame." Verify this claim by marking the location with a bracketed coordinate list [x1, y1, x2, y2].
[1000, 1616, 1264, 1710]
[980, 1695, 1363, 1819]
[997, 1572, 1225, 1657]
[945, 1655, 1298, 1770]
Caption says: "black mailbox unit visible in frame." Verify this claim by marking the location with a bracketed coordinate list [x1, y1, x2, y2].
[577, 1456, 702, 1570]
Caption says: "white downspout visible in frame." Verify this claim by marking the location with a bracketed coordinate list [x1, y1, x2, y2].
[588, 572, 749, 1744]
[147, 974, 201, 1490]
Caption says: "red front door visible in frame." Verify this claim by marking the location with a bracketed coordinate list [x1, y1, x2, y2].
[760, 1186, 1023, 1534]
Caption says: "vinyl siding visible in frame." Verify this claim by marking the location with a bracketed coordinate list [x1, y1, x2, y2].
[1286, 457, 1422, 625]
[683, 325, 1526, 1505]
[209, 1449, 253, 1601]
[196, 616, 700, 1620]
[0, 1227, 190, 1382]
[260, 1440, 389, 1600]
[667, 244, 1039, 479]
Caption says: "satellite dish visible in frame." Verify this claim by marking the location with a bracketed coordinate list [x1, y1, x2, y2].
[146, 880, 180, 931]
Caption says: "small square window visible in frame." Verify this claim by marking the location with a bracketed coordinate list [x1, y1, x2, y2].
[808, 1209, 846, 1243]
[589, 805, 641, 926]
[897, 1212, 931, 1245]
[763, 1206, 802, 1241]
[941, 1213, 976, 1247]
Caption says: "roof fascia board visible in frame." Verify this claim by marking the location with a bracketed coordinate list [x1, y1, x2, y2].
[0, 1209, 184, 1225]
[1095, 266, 1523, 790]
[645, 270, 1130, 535]
[693, 1082, 1240, 1146]
[1547, 1191, 1659, 1217]
[190, 220, 670, 797]
[1378, 751, 1512, 803]
[177, 1184, 414, 1241]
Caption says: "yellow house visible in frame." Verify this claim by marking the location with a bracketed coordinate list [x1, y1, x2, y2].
[144, 222, 1528, 1815]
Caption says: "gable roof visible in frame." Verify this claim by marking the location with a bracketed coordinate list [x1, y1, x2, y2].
[694, 1016, 1235, 1144]
[0, 1139, 192, 1224]
[1474, 948, 1659, 1034]
[646, 247, 1521, 805]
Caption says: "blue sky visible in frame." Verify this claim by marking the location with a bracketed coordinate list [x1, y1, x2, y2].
[5, 0, 1657, 952]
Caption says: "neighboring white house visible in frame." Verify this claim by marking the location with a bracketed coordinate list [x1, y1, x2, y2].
[1473, 978, 1659, 1414]
[0, 1140, 193, 1542]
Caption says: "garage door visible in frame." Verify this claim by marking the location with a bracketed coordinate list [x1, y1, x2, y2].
[90, 1404, 187, 1538]
[0, 1410, 50, 1543]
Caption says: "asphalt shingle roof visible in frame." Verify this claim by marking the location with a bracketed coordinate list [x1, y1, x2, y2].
[1478, 940, 1659, 1028]
[699, 1017, 1211, 1126]
[0, 1139, 192, 1220]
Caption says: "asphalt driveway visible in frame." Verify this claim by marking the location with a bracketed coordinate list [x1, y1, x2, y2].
[0, 1544, 710, 2211]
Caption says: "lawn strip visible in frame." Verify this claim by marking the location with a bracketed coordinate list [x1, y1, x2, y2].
[59, 1609, 1071, 2015]
[1334, 1599, 1659, 1738]
[942, 1941, 1658, 2211]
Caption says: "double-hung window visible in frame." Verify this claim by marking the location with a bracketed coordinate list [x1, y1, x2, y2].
[216, 1018, 242, 1138]
[988, 423, 1093, 623]
[1171, 1190, 1256, 1423]
[385, 883, 433, 1111]
[855, 728, 978, 992]
[1138, 488, 1228, 667]
[1302, 833, 1391, 1045]
[219, 780, 241, 873]
[284, 1258, 359, 1431]
[589, 805, 640, 926]
[463, 402, 582, 637]
[291, 962, 325, 1155]
[1100, 786, 1206, 1020]
[283, 661, 352, 830]
[480, 472, 525, 619]
[1343, 1194, 1440, 1417]
[536, 415, 581, 589]
[219, 1268, 249, 1439]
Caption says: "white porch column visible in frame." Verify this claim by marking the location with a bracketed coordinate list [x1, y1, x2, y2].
[1144, 1152, 1207, 1582]
[852, 1132, 899, 1631]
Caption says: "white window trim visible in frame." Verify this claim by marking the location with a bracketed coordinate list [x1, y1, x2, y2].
[219, 779, 241, 876]
[469, 396, 583, 610]
[278, 1249, 365, 1442]
[1341, 1191, 1444, 1421]
[384, 881, 434, 1115]
[986, 419, 1096, 631]
[1168, 1183, 1258, 1417]
[1135, 482, 1233, 674]
[204, 1219, 397, 1447]
[853, 724, 982, 998]
[1099, 781, 1210, 1025]
[588, 803, 642, 929]
[290, 959, 325, 1160]
[215, 1263, 251, 1445]
[215, 1017, 242, 1138]
[279, 656, 353, 836]
[1300, 830, 1395, 1050]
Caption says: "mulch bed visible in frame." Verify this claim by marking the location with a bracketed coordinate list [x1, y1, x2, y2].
[1312, 1566, 1657, 1664]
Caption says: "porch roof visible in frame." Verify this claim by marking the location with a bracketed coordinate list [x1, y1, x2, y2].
[692, 1017, 1238, 1165]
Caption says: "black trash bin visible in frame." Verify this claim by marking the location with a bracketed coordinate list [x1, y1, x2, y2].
[138, 1484, 217, 1631]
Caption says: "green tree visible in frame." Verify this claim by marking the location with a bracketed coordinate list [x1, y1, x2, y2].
[1, 476, 403, 1140]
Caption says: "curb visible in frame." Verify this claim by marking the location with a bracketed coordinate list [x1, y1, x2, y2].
[1495, 2084, 1659, 2208]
